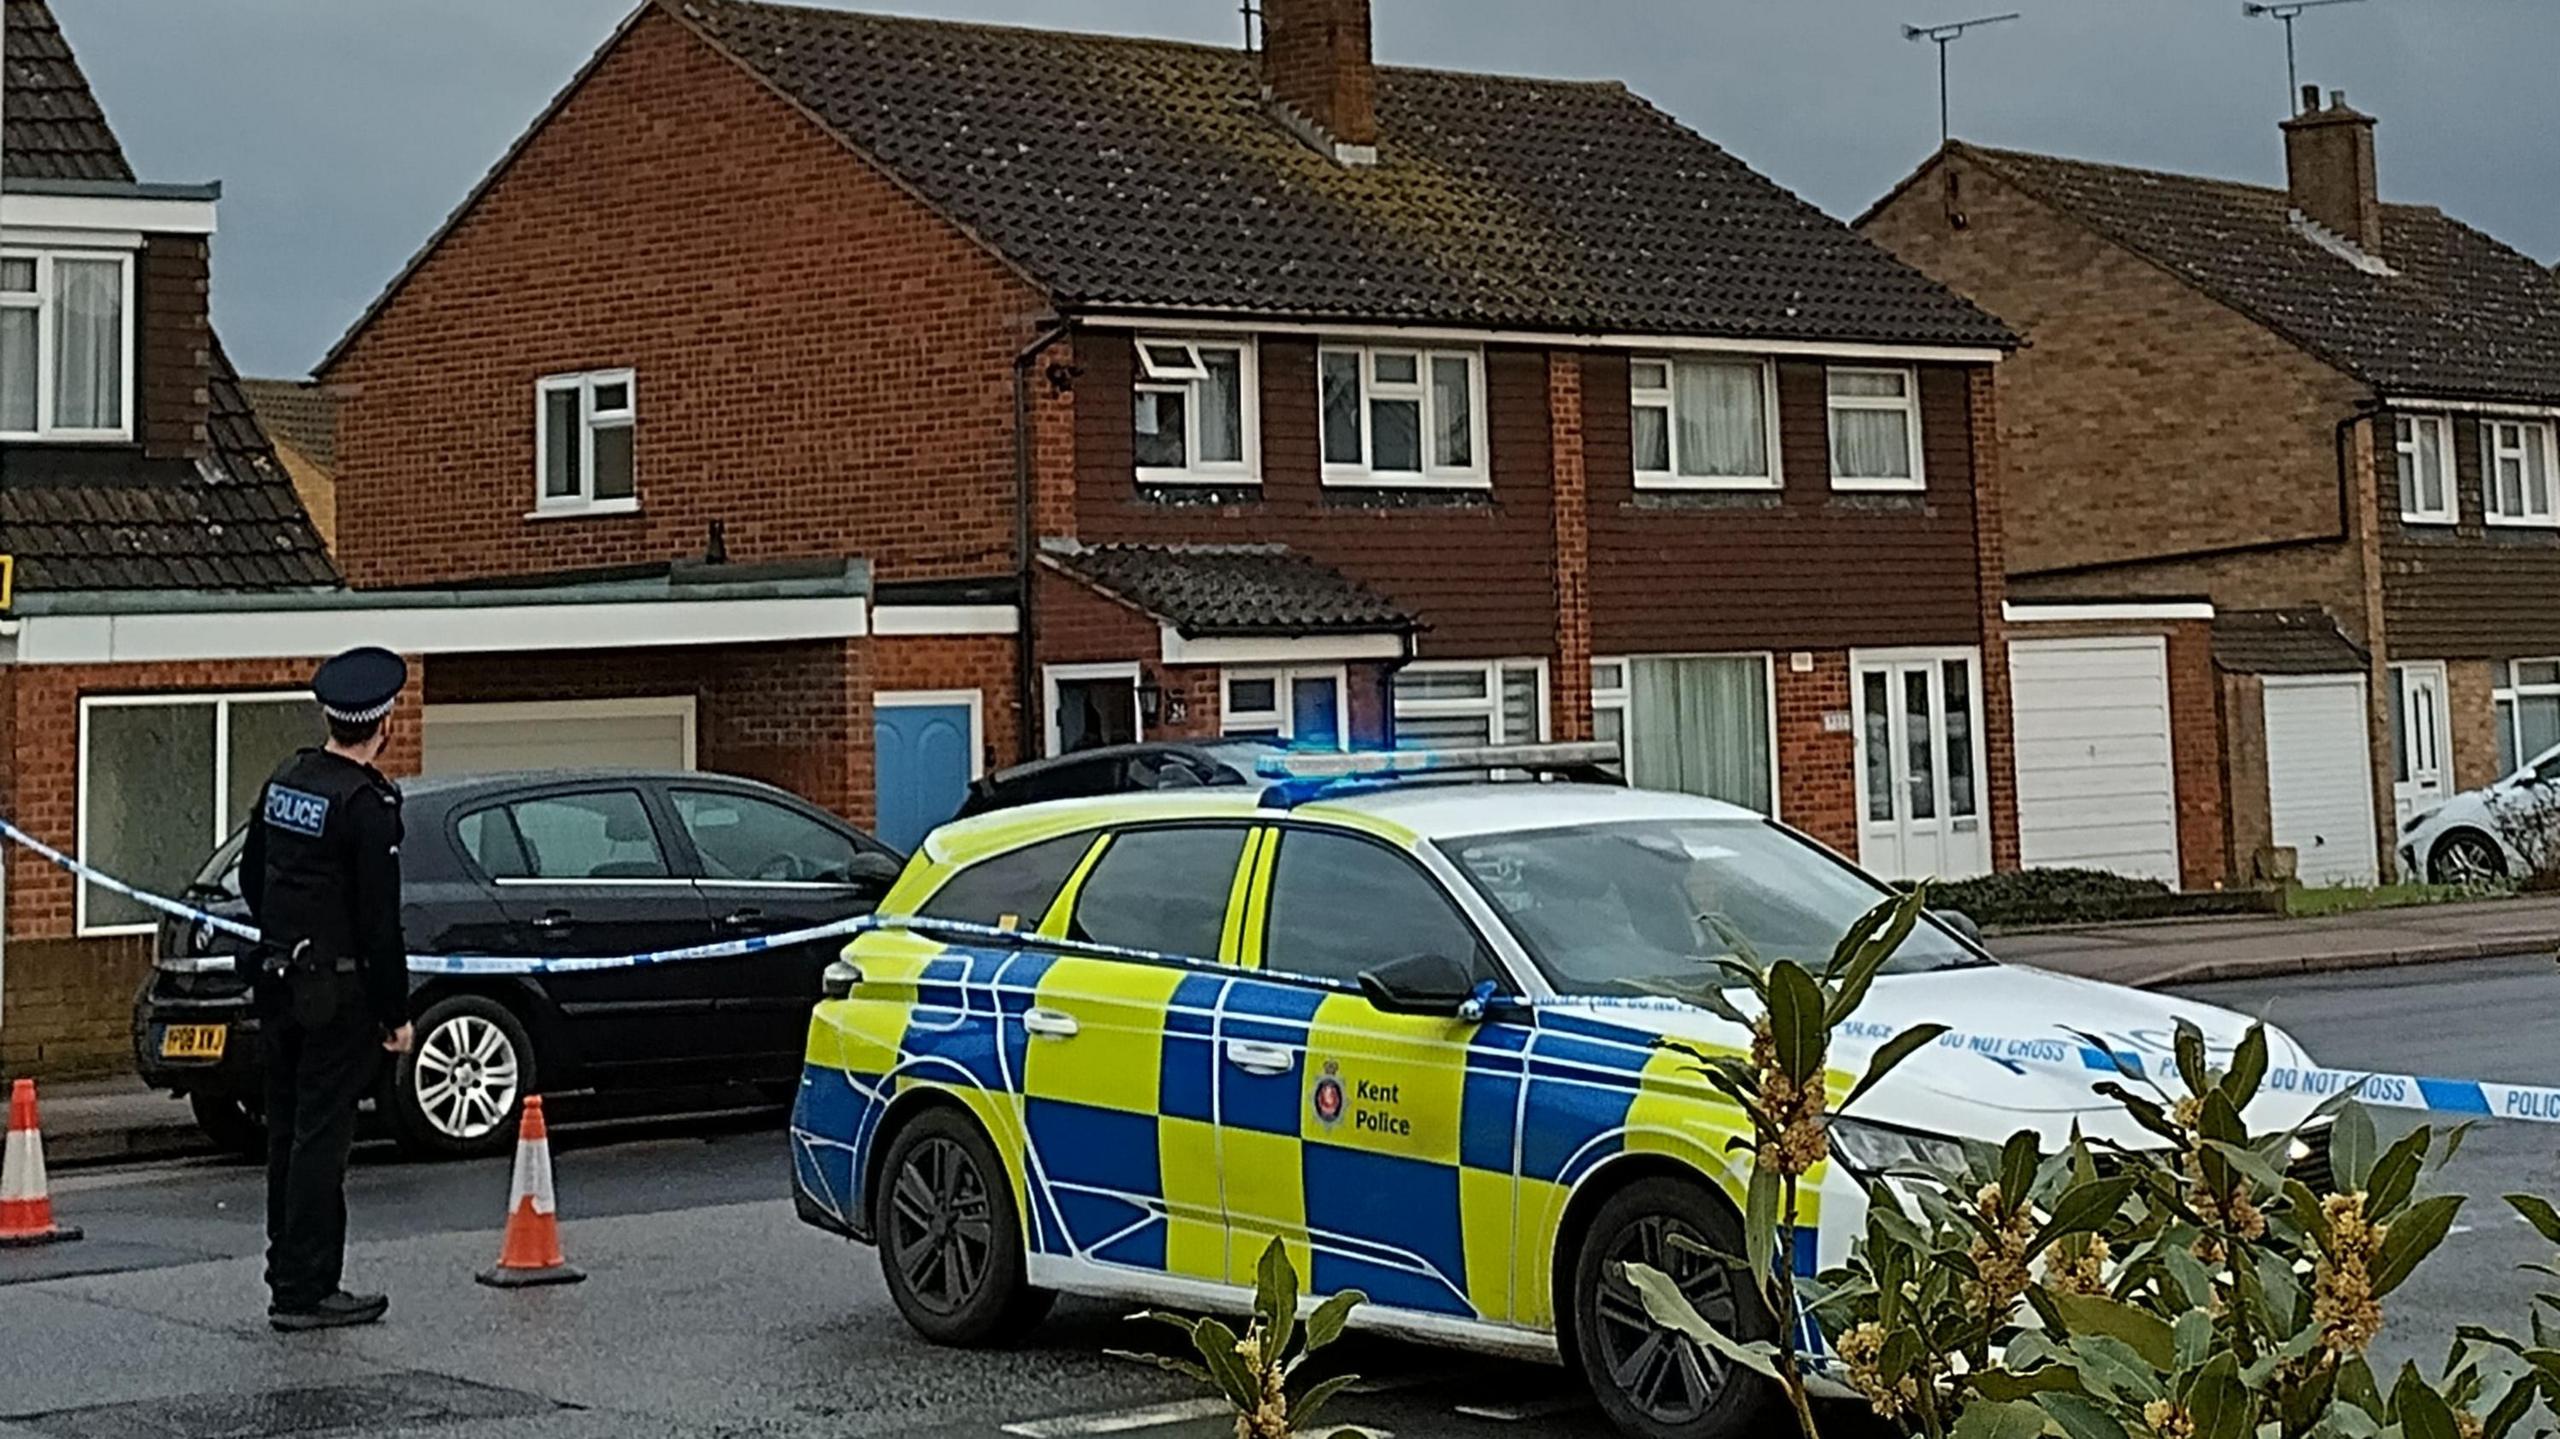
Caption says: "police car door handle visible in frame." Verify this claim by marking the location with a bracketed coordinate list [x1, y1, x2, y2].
[1224, 1040, 1294, 1076]
[1023, 1008, 1080, 1039]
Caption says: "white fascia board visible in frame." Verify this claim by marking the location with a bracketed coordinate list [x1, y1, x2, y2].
[0, 192, 216, 237]
[871, 604, 1020, 636]
[1080, 312, 2005, 366]
[1157, 625, 1409, 665]
[2382, 396, 2560, 419]
[10, 596, 868, 665]
[0, 226, 143, 250]
[2004, 601, 2216, 624]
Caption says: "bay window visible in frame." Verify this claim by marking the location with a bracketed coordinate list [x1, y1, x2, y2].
[535, 369, 637, 514]
[1, 249, 131, 440]
[2497, 659, 2560, 776]
[1135, 338, 1256, 483]
[1393, 661, 1545, 747]
[1630, 356, 1779, 489]
[79, 693, 320, 933]
[2483, 420, 2557, 527]
[1826, 366, 1925, 490]
[2395, 414, 2456, 523]
[1320, 344, 1487, 486]
[1221, 667, 1345, 749]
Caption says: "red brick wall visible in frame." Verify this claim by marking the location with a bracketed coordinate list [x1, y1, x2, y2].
[2166, 622, 2230, 889]
[138, 234, 213, 461]
[874, 634, 1024, 775]
[1970, 368, 2022, 873]
[1776, 652, 1858, 855]
[1547, 352, 1594, 742]
[326, 7, 1049, 590]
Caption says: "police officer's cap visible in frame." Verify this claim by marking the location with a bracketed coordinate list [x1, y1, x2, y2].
[312, 647, 407, 725]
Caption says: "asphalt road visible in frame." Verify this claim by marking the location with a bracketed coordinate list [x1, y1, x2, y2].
[2, 955, 2551, 1439]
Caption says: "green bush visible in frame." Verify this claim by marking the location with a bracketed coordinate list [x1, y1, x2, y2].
[1928, 869, 2270, 929]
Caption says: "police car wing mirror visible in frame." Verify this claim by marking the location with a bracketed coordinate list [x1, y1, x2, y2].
[1357, 952, 1485, 1018]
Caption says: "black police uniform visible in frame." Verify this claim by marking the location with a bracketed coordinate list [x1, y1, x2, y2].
[241, 647, 408, 1329]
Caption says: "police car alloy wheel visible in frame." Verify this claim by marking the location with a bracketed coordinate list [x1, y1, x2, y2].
[876, 1108, 1052, 1346]
[2428, 831, 2507, 886]
[393, 995, 532, 1159]
[1572, 1177, 1774, 1439]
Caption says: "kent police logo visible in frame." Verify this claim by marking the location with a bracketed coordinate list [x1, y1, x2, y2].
[1311, 1060, 1345, 1127]
[264, 785, 331, 838]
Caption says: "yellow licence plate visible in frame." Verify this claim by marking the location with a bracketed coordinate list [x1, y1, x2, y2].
[160, 1024, 228, 1060]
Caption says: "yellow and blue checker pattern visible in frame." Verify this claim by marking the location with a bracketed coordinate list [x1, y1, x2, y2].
[790, 820, 1807, 1346]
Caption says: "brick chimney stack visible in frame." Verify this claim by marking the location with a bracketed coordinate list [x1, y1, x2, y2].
[2282, 86, 2382, 257]
[1261, 0, 1378, 164]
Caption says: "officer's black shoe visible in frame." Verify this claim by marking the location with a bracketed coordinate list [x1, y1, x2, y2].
[269, 1290, 389, 1332]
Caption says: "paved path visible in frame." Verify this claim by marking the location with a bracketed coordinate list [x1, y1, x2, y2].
[1993, 894, 2560, 988]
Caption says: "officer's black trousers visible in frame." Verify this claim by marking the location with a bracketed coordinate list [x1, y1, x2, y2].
[261, 986, 380, 1311]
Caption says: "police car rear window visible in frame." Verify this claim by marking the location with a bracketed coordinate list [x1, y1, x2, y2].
[915, 834, 1093, 929]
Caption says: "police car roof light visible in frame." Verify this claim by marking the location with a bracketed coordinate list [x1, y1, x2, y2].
[1254, 742, 1623, 809]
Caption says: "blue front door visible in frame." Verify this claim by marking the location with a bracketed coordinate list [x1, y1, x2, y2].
[873, 700, 974, 851]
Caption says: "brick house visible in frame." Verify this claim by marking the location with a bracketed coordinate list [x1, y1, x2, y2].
[1863, 89, 2560, 887]
[317, 0, 2025, 893]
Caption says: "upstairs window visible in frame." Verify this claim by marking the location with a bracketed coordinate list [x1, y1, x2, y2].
[1320, 344, 1487, 487]
[1, 249, 131, 440]
[1630, 356, 1779, 489]
[535, 370, 636, 515]
[1134, 338, 1256, 484]
[1826, 366, 1925, 491]
[2395, 414, 2456, 524]
[2484, 419, 2557, 527]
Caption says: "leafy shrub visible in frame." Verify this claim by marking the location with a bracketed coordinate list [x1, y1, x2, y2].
[1928, 869, 2272, 929]
[2487, 782, 2560, 892]
[1115, 1236, 1367, 1439]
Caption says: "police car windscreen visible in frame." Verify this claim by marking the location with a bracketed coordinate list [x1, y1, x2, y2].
[1438, 819, 1979, 995]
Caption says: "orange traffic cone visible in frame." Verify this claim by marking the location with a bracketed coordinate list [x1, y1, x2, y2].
[1, 1079, 81, 1248]
[476, 1096, 583, 1288]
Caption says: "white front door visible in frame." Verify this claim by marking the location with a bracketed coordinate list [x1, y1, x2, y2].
[1854, 649, 1991, 881]
[2391, 661, 2451, 825]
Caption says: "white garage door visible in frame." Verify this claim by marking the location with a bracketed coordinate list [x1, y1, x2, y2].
[421, 698, 697, 776]
[2263, 675, 2379, 887]
[2010, 637, 2182, 884]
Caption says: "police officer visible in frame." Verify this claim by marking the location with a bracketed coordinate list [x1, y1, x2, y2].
[242, 646, 412, 1332]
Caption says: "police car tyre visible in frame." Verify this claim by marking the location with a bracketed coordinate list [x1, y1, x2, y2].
[392, 995, 532, 1159]
[1570, 1176, 1776, 1439]
[876, 1106, 1052, 1346]
[189, 1091, 266, 1161]
[2429, 830, 2508, 887]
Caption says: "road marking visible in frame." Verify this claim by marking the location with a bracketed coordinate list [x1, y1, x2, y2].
[1001, 1398, 1231, 1436]
[1453, 1394, 1591, 1422]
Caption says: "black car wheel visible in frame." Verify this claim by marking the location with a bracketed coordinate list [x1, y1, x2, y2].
[2429, 831, 2508, 887]
[189, 1091, 266, 1161]
[391, 995, 532, 1159]
[875, 1107, 1051, 1345]
[1571, 1176, 1776, 1439]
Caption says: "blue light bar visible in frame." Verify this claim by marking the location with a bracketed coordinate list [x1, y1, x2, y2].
[1251, 742, 1621, 781]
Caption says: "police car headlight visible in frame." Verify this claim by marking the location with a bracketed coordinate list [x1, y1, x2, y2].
[1829, 1117, 1966, 1180]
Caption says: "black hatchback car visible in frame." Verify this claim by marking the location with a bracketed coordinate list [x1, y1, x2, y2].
[136, 769, 902, 1158]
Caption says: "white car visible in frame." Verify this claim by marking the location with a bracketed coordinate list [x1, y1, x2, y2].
[2400, 742, 2560, 885]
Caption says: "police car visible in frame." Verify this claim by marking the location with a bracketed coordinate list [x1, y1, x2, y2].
[786, 746, 2326, 1439]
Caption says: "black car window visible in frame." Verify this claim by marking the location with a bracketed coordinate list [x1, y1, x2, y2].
[1263, 828, 1487, 986]
[1069, 825, 1249, 961]
[505, 790, 668, 881]
[915, 834, 1094, 928]
[456, 805, 534, 881]
[673, 788, 859, 884]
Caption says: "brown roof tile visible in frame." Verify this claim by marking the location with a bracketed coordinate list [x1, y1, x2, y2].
[239, 378, 339, 472]
[2213, 607, 2368, 675]
[1043, 541, 1417, 637]
[1, 0, 130, 182]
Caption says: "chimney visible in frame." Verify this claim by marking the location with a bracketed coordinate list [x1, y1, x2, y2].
[2281, 86, 2382, 256]
[1261, 0, 1378, 165]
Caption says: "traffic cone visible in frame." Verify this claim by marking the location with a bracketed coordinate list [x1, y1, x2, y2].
[1, 1079, 81, 1248]
[475, 1096, 583, 1288]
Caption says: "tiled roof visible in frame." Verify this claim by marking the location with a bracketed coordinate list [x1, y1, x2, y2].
[2213, 607, 2368, 675]
[1, 0, 130, 182]
[1956, 143, 2560, 405]
[1042, 541, 1418, 638]
[665, 0, 2013, 348]
[0, 0, 337, 592]
[239, 378, 340, 472]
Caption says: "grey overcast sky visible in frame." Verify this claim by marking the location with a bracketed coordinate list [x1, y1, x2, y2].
[47, 0, 2560, 378]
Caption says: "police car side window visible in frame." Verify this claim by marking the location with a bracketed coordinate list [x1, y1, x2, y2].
[916, 834, 1093, 928]
[1069, 826, 1249, 961]
[1263, 829, 1487, 988]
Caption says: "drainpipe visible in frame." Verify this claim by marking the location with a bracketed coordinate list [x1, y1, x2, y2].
[1012, 316, 1076, 761]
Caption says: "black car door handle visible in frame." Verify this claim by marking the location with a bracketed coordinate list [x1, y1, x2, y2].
[718, 907, 766, 930]
[534, 911, 574, 933]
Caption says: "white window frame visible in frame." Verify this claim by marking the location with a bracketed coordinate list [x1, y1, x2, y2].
[1391, 659, 1549, 746]
[2497, 659, 2560, 776]
[1220, 666, 1349, 747]
[2482, 419, 2559, 528]
[1042, 661, 1146, 758]
[1133, 336, 1260, 486]
[1628, 355, 1783, 492]
[1590, 654, 1782, 816]
[0, 247, 136, 442]
[75, 690, 313, 936]
[1318, 343, 1491, 489]
[1825, 365, 1927, 493]
[533, 368, 638, 517]
[2394, 413, 2458, 525]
